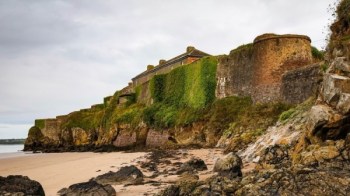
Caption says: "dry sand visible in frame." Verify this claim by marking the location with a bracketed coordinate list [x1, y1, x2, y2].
[0, 149, 224, 195]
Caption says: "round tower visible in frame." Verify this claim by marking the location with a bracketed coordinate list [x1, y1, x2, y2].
[251, 33, 312, 102]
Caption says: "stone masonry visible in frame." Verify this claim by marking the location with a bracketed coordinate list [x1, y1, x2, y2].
[216, 33, 313, 103]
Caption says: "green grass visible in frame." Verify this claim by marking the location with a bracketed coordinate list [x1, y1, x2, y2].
[311, 46, 324, 61]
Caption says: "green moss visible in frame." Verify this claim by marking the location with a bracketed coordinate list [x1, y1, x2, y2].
[34, 119, 45, 130]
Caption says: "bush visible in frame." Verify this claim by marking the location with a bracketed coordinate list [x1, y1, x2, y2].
[311, 46, 324, 61]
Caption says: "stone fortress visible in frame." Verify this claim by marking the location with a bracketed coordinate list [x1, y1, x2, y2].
[33, 33, 322, 143]
[216, 33, 319, 103]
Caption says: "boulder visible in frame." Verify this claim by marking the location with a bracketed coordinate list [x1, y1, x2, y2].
[213, 153, 242, 179]
[337, 93, 350, 114]
[58, 180, 116, 196]
[177, 158, 207, 174]
[0, 175, 45, 196]
[94, 165, 143, 185]
[322, 74, 350, 107]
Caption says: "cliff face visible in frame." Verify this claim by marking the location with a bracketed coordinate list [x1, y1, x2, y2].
[24, 33, 321, 152]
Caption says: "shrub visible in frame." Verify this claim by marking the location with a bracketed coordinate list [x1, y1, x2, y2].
[311, 46, 324, 60]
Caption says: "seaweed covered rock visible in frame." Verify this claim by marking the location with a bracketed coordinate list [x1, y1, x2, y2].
[0, 175, 45, 196]
[213, 152, 242, 179]
[58, 180, 116, 196]
[94, 165, 143, 185]
[177, 158, 207, 174]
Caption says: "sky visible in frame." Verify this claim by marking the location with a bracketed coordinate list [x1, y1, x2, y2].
[0, 0, 338, 139]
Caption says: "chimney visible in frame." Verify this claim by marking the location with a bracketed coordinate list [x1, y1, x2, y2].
[159, 59, 166, 65]
[186, 46, 195, 53]
[147, 65, 154, 70]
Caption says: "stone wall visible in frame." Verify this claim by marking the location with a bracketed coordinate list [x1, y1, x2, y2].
[216, 34, 313, 103]
[132, 56, 200, 86]
[40, 118, 62, 141]
[281, 64, 322, 103]
[136, 81, 152, 105]
[216, 45, 254, 99]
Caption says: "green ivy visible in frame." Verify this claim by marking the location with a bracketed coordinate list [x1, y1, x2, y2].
[149, 56, 218, 109]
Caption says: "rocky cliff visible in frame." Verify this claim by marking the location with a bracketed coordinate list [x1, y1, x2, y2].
[25, 34, 323, 152]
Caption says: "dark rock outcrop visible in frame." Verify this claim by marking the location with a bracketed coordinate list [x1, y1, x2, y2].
[0, 175, 45, 196]
[58, 180, 116, 196]
[94, 165, 143, 185]
[177, 158, 207, 174]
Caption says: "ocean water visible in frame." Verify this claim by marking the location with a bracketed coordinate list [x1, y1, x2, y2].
[0, 144, 24, 153]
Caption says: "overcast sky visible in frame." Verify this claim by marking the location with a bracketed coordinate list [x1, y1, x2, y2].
[0, 0, 337, 139]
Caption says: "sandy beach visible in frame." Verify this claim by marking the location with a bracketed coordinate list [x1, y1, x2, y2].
[0, 149, 224, 195]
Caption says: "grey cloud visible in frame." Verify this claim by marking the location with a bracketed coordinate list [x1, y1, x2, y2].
[0, 0, 337, 138]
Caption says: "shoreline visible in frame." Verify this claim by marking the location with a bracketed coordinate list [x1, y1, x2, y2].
[0, 148, 224, 195]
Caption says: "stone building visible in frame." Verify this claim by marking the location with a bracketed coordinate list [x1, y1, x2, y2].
[216, 33, 314, 103]
[132, 46, 210, 86]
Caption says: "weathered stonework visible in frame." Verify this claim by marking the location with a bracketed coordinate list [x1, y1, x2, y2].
[132, 46, 210, 86]
[216, 34, 313, 103]
[281, 64, 322, 103]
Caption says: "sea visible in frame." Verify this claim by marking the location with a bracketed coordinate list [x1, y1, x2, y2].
[0, 144, 24, 153]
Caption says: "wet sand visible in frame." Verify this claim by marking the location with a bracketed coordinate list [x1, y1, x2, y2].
[0, 149, 224, 195]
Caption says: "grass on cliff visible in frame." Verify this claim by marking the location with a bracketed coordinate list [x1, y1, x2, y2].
[61, 107, 105, 130]
[311, 46, 324, 61]
[223, 100, 292, 153]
